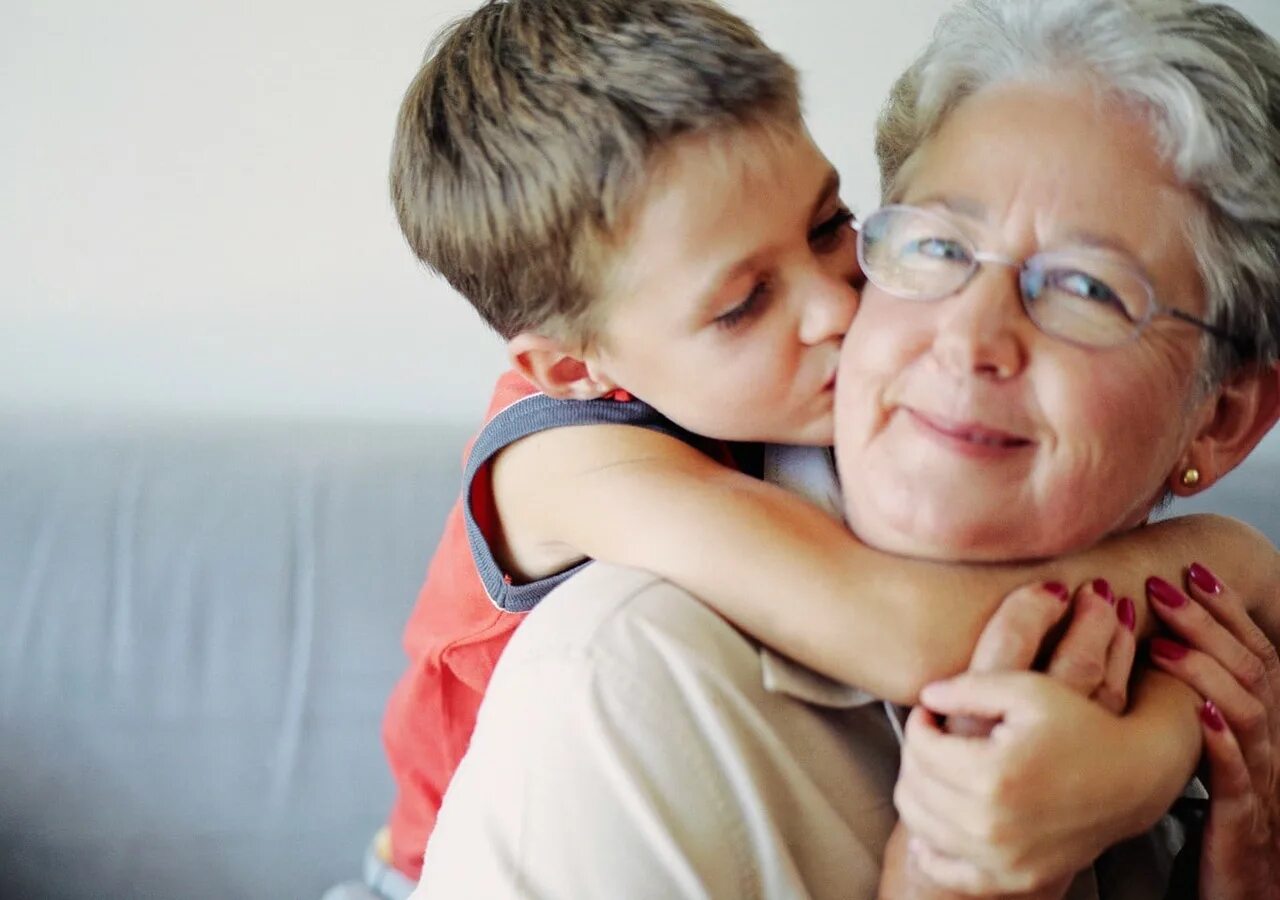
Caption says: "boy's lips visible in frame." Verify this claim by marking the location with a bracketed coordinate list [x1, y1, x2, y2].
[821, 364, 839, 392]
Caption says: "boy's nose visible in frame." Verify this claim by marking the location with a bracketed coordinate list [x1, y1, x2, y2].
[799, 275, 858, 346]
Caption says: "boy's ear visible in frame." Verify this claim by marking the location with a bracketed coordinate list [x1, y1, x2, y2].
[507, 332, 618, 400]
[1171, 362, 1280, 497]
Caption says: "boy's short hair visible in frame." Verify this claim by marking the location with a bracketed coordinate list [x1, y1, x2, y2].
[390, 0, 801, 343]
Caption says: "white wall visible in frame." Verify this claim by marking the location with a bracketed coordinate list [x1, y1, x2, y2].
[3, 0, 1279, 430]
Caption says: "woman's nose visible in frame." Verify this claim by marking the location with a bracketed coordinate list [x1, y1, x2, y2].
[799, 272, 859, 346]
[931, 267, 1027, 379]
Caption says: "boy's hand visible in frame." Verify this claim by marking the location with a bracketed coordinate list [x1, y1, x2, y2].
[893, 578, 1140, 895]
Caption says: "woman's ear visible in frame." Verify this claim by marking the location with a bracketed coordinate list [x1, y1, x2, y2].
[1172, 362, 1280, 497]
[506, 332, 618, 400]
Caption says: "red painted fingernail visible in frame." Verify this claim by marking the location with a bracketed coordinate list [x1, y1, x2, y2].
[1200, 700, 1225, 732]
[1150, 637, 1189, 660]
[1147, 576, 1188, 609]
[1118, 597, 1136, 631]
[1043, 581, 1069, 602]
[1187, 562, 1222, 595]
[1092, 578, 1114, 605]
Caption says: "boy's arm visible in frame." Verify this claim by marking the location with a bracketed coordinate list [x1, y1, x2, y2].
[492, 424, 1279, 704]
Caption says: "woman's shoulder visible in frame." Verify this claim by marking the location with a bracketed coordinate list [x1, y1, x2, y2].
[496, 562, 759, 676]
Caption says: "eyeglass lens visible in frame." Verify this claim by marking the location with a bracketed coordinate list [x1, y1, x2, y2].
[858, 206, 1154, 348]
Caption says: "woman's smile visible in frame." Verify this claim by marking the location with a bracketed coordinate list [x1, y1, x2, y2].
[903, 408, 1035, 459]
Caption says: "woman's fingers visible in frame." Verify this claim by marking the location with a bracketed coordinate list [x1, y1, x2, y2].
[1185, 562, 1280, 752]
[1045, 580, 1120, 702]
[895, 706, 1037, 873]
[906, 673, 1138, 892]
[1147, 567, 1275, 798]
[1186, 562, 1280, 686]
[906, 836, 1004, 896]
[1149, 638, 1271, 797]
[894, 733, 987, 860]
[900, 704, 991, 792]
[1150, 567, 1280, 900]
[1148, 573, 1272, 707]
[1094, 597, 1137, 715]
[918, 670, 1047, 725]
[1194, 702, 1275, 899]
[953, 579, 1121, 732]
[1200, 701, 1255, 798]
[952, 586, 1069, 738]
[968, 581, 1072, 672]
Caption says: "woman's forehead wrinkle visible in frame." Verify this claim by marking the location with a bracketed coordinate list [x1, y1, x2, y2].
[930, 195, 987, 222]
[901, 97, 1198, 301]
[897, 192, 989, 225]
[1057, 228, 1155, 277]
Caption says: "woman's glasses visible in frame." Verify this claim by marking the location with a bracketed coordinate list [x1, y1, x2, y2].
[854, 204, 1244, 350]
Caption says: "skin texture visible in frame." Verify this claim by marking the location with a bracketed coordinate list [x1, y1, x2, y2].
[886, 568, 1279, 899]
[882, 580, 1147, 900]
[495, 122, 1276, 703]
[483, 108, 1279, 896]
[510, 124, 860, 446]
[1147, 565, 1280, 899]
[836, 81, 1214, 563]
[850, 81, 1280, 898]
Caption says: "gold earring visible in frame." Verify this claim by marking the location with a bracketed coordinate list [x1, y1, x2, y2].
[1181, 467, 1201, 488]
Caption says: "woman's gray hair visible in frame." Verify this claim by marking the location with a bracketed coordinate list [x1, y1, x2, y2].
[876, 0, 1280, 384]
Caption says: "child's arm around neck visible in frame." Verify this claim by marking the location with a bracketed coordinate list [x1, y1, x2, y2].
[491, 421, 1279, 705]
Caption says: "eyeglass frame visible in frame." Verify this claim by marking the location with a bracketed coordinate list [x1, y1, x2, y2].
[850, 203, 1248, 353]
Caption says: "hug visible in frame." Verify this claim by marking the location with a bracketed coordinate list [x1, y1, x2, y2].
[368, 1, 1280, 897]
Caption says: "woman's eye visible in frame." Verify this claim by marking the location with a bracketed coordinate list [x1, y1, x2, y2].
[714, 282, 769, 331]
[1050, 270, 1126, 308]
[902, 237, 970, 262]
[809, 208, 855, 251]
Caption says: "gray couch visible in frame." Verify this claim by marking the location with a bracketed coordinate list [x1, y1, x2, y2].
[0, 413, 469, 900]
[1, 412, 1276, 900]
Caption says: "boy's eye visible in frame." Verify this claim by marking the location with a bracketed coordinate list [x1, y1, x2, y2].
[809, 207, 855, 251]
[714, 282, 769, 331]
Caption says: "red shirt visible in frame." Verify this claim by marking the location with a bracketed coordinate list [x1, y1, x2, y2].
[383, 371, 709, 879]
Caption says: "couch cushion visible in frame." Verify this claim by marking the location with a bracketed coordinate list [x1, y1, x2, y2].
[0, 413, 468, 900]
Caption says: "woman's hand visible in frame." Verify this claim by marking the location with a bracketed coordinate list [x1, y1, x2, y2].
[1145, 563, 1280, 900]
[892, 579, 1140, 895]
[967, 577, 1136, 715]
[896, 673, 1136, 895]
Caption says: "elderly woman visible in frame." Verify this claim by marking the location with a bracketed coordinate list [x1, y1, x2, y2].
[855, 0, 1280, 895]
[414, 0, 1280, 897]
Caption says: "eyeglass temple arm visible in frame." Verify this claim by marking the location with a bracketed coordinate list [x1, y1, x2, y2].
[1166, 308, 1251, 355]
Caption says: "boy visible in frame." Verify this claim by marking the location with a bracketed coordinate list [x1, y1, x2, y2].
[376, 0, 1271, 890]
